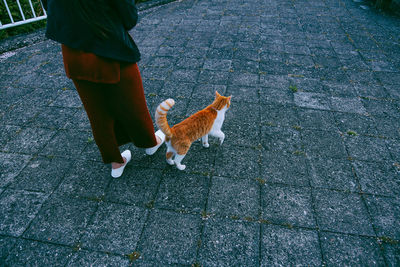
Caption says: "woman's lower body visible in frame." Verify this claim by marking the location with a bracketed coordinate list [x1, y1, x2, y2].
[72, 63, 158, 164]
[61, 45, 163, 177]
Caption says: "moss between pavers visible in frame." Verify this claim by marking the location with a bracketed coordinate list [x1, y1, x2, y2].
[289, 84, 299, 93]
[377, 236, 399, 245]
[126, 251, 141, 262]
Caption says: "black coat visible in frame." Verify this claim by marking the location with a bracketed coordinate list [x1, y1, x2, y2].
[43, 0, 140, 63]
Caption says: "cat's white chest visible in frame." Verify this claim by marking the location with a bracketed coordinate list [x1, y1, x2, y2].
[211, 108, 226, 132]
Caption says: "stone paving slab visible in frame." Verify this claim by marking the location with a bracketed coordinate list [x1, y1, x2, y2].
[261, 224, 322, 266]
[320, 232, 386, 266]
[4, 239, 73, 267]
[198, 218, 259, 266]
[0, 189, 48, 237]
[1, 0, 400, 265]
[22, 194, 98, 246]
[136, 209, 201, 265]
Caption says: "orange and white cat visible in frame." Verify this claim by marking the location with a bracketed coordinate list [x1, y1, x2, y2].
[155, 91, 231, 170]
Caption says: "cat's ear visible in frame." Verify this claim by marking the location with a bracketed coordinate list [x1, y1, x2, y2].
[215, 91, 221, 97]
[228, 95, 232, 101]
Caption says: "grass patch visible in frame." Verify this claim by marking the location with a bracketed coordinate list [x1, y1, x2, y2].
[259, 219, 272, 224]
[347, 130, 358, 136]
[253, 143, 263, 151]
[145, 200, 155, 209]
[230, 215, 240, 220]
[243, 216, 255, 222]
[292, 150, 306, 156]
[255, 177, 266, 185]
[288, 74, 304, 78]
[263, 122, 277, 127]
[82, 195, 105, 202]
[72, 242, 82, 252]
[378, 236, 399, 245]
[126, 251, 141, 262]
[201, 210, 212, 219]
[0, 0, 47, 41]
[284, 223, 294, 229]
[289, 84, 298, 92]
[0, 19, 46, 41]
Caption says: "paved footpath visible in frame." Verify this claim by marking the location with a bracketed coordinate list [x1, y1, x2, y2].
[1, 0, 400, 265]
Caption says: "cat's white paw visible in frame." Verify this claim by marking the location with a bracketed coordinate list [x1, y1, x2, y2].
[176, 164, 186, 170]
[202, 142, 209, 148]
[166, 159, 174, 165]
[217, 132, 225, 145]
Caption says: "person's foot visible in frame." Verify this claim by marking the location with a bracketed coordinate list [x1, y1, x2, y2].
[111, 157, 127, 169]
[145, 130, 165, 155]
[156, 136, 162, 145]
[111, 150, 131, 178]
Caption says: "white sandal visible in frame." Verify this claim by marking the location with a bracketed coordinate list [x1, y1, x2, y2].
[145, 130, 165, 155]
[111, 150, 131, 178]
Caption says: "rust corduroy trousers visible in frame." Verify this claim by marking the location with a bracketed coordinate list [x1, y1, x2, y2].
[62, 45, 157, 164]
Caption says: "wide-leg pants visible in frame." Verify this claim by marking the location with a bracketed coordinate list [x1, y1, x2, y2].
[62, 45, 157, 164]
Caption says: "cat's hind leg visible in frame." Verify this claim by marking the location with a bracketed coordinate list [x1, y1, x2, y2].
[165, 142, 175, 165]
[201, 134, 209, 148]
[166, 151, 174, 165]
[174, 142, 190, 170]
[174, 154, 186, 170]
[213, 130, 225, 145]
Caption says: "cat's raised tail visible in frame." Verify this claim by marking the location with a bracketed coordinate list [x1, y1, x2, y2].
[155, 98, 175, 138]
